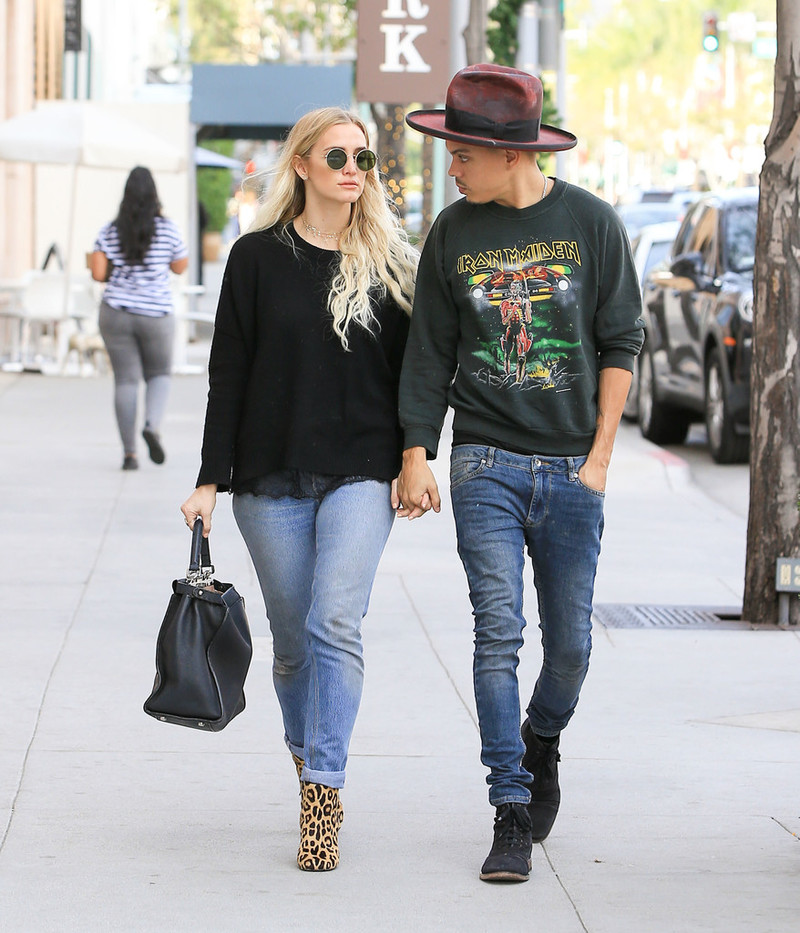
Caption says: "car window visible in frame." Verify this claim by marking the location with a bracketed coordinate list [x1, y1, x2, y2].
[725, 203, 758, 273]
[643, 240, 672, 282]
[689, 207, 718, 276]
[639, 191, 674, 202]
[672, 203, 702, 257]
[616, 203, 683, 240]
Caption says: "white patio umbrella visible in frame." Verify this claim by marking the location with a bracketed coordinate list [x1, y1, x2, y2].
[0, 100, 186, 311]
[195, 146, 243, 170]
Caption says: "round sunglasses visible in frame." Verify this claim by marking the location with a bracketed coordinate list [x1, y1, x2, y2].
[324, 148, 377, 172]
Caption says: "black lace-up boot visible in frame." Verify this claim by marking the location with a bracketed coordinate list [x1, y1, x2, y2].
[479, 803, 533, 882]
[521, 719, 561, 842]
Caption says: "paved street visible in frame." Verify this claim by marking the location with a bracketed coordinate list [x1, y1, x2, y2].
[663, 423, 750, 520]
[0, 350, 798, 932]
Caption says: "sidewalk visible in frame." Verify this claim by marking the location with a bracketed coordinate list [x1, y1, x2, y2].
[0, 361, 798, 933]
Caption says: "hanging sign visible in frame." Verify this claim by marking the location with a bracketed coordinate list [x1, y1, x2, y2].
[356, 0, 452, 104]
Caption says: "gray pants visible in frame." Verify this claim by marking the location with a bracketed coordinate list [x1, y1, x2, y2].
[98, 301, 174, 455]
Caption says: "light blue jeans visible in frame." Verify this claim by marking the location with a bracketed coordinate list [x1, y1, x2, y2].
[232, 479, 395, 788]
[450, 445, 605, 806]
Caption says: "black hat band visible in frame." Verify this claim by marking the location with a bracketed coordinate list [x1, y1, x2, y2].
[445, 107, 541, 143]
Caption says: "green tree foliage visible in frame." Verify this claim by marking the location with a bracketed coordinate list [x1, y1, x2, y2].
[486, 0, 525, 67]
[162, 0, 356, 64]
[196, 141, 236, 232]
[567, 0, 775, 187]
[263, 0, 357, 56]
[185, 0, 241, 62]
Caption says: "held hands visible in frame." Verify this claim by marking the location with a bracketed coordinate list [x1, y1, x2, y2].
[392, 447, 441, 520]
[180, 484, 218, 536]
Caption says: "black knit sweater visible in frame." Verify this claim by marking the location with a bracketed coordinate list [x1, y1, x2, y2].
[196, 225, 410, 493]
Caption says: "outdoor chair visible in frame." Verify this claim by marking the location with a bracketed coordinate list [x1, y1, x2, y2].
[2, 270, 97, 373]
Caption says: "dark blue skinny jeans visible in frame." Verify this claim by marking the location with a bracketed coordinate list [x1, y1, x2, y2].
[450, 445, 605, 806]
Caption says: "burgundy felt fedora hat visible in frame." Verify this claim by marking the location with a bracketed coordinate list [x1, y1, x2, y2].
[406, 63, 576, 152]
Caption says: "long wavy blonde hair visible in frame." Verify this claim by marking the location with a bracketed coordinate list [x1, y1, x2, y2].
[249, 107, 418, 349]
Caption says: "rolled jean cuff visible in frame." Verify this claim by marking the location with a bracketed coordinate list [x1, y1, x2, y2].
[489, 792, 531, 807]
[302, 767, 346, 789]
[285, 736, 304, 761]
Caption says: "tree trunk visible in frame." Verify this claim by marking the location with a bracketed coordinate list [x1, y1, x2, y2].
[743, 0, 800, 625]
[463, 0, 489, 64]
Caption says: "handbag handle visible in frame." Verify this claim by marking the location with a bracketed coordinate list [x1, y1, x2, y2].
[187, 517, 214, 583]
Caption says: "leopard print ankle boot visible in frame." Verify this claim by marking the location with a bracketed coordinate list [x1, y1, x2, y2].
[297, 782, 342, 871]
[293, 757, 344, 830]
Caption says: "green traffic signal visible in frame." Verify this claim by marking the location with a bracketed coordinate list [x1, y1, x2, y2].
[703, 11, 719, 52]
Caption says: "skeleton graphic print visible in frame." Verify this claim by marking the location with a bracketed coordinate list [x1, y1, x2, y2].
[458, 240, 582, 391]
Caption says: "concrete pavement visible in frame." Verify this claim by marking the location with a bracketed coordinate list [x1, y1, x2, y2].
[0, 347, 799, 932]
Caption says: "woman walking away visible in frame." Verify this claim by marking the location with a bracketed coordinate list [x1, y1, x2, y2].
[90, 166, 188, 471]
[181, 107, 417, 872]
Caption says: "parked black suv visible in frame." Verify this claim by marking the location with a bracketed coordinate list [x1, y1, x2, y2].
[637, 187, 758, 463]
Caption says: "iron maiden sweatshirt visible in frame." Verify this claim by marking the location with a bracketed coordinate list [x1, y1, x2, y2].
[399, 178, 644, 458]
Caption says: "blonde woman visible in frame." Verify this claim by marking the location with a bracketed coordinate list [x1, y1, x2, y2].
[181, 108, 417, 872]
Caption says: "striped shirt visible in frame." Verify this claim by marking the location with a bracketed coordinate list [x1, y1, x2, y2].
[94, 216, 188, 316]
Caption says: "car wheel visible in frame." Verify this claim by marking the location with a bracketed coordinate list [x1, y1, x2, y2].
[637, 347, 691, 445]
[704, 348, 749, 464]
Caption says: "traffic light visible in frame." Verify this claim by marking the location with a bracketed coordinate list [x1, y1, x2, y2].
[702, 12, 719, 52]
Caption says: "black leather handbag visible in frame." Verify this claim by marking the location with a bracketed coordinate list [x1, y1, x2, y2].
[144, 519, 252, 731]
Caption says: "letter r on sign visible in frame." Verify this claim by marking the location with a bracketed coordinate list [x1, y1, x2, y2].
[382, 0, 431, 18]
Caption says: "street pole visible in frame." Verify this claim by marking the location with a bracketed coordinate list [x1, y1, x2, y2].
[451, 0, 469, 72]
[556, 10, 567, 178]
[516, 2, 541, 75]
[442, 0, 471, 208]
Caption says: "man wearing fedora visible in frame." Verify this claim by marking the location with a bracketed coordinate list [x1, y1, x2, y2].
[394, 64, 643, 883]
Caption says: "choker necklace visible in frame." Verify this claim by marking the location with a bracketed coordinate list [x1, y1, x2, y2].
[302, 216, 345, 241]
